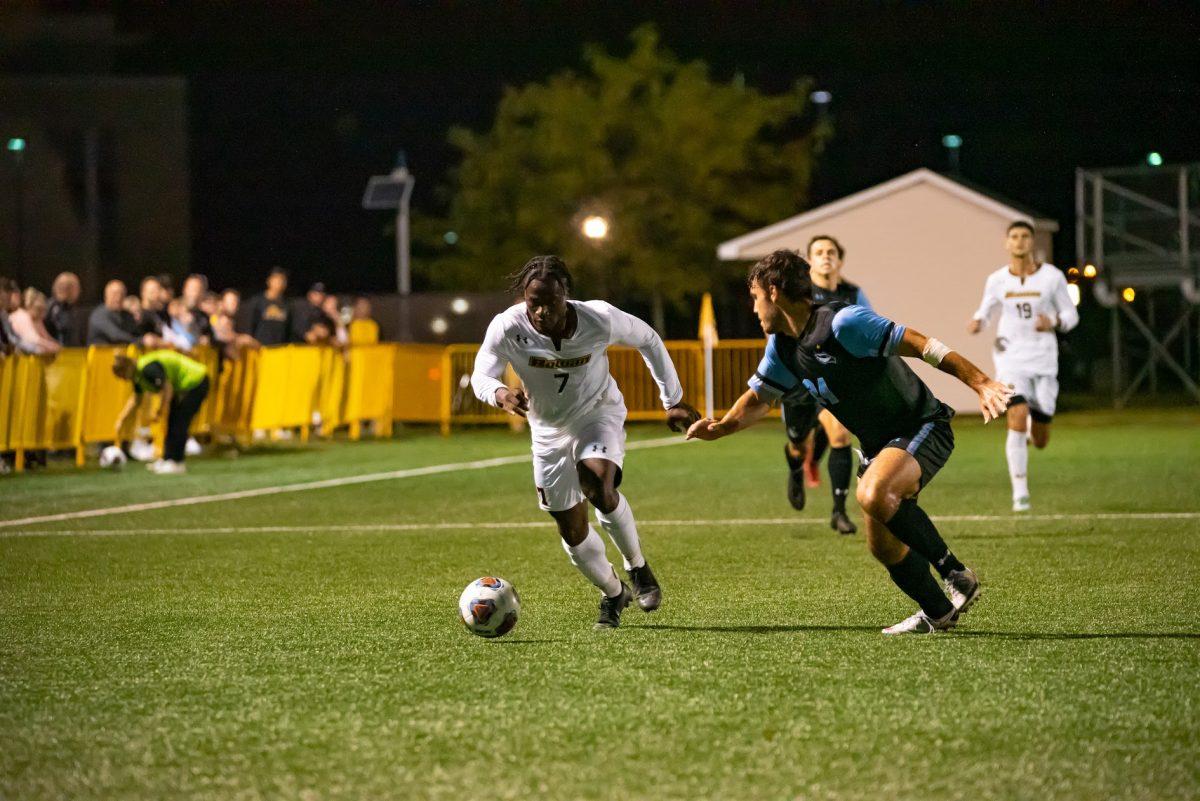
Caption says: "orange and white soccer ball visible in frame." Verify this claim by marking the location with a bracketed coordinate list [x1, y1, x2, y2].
[458, 576, 520, 638]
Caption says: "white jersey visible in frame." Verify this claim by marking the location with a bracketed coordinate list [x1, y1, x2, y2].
[972, 263, 1079, 376]
[471, 300, 684, 431]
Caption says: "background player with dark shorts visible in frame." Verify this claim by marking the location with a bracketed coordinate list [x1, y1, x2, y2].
[112, 350, 210, 475]
[781, 235, 870, 535]
[688, 250, 1013, 635]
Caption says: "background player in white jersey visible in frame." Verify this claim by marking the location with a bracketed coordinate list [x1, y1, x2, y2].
[968, 221, 1079, 512]
[471, 255, 700, 629]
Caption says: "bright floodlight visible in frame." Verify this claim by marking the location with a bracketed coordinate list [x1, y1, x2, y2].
[1146, 151, 1163, 167]
[1122, 287, 1136, 303]
[1066, 283, 1081, 307]
[810, 90, 832, 105]
[450, 297, 470, 315]
[1083, 264, 1097, 278]
[942, 134, 963, 149]
[430, 317, 449, 335]
[582, 215, 609, 240]
[6, 138, 25, 152]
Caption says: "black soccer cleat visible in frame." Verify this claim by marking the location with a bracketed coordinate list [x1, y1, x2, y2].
[594, 582, 633, 630]
[627, 562, 662, 612]
[784, 443, 806, 511]
[830, 510, 857, 535]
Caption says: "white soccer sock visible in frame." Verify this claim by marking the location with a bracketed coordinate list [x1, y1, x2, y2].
[562, 527, 622, 597]
[1006, 429, 1030, 500]
[595, 493, 645, 571]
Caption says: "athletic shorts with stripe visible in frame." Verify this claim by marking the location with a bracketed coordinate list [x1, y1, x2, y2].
[857, 416, 955, 492]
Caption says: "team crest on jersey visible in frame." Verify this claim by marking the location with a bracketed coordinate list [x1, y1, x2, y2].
[815, 351, 837, 365]
[528, 355, 592, 369]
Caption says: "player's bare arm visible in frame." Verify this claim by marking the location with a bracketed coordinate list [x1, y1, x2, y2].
[896, 328, 1013, 422]
[686, 388, 771, 441]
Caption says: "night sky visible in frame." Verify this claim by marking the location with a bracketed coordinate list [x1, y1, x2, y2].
[71, 2, 1200, 292]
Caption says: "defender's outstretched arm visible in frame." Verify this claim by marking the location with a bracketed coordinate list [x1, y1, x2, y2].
[685, 388, 773, 441]
[897, 328, 1013, 422]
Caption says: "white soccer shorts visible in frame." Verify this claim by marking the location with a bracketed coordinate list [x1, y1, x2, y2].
[998, 370, 1059, 421]
[530, 408, 627, 512]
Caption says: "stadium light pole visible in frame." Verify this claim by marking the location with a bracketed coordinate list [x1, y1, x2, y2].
[942, 134, 963, 175]
[6, 137, 27, 286]
[362, 151, 416, 340]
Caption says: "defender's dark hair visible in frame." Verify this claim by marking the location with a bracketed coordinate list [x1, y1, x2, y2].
[507, 255, 573, 296]
[806, 234, 845, 260]
[748, 250, 813, 303]
[1007, 220, 1035, 234]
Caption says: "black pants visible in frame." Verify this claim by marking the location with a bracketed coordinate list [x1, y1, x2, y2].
[164, 378, 209, 462]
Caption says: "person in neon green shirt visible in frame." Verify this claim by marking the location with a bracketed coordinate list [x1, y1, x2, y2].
[112, 350, 209, 474]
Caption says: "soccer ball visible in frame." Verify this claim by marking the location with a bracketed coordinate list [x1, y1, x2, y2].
[99, 445, 127, 469]
[458, 576, 520, 638]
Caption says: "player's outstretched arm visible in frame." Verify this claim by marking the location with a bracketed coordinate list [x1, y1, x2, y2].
[897, 328, 1013, 422]
[686, 388, 772, 441]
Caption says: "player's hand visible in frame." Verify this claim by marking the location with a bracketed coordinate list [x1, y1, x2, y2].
[966, 318, 982, 335]
[665, 402, 701, 433]
[685, 418, 727, 441]
[495, 387, 529, 418]
[976, 378, 1014, 424]
[1035, 313, 1056, 332]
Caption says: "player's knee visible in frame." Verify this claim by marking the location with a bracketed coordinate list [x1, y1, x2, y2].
[856, 481, 899, 521]
[865, 525, 905, 565]
[577, 467, 617, 513]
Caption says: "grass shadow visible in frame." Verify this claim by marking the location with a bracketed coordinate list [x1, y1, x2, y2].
[488, 638, 565, 645]
[635, 623, 880, 635]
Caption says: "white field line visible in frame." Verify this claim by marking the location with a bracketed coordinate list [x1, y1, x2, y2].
[0, 436, 689, 529]
[3, 512, 1198, 539]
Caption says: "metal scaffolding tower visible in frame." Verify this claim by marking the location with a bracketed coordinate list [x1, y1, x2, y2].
[1076, 163, 1200, 406]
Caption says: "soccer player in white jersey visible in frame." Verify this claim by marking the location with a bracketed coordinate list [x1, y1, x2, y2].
[968, 221, 1079, 512]
[471, 255, 700, 630]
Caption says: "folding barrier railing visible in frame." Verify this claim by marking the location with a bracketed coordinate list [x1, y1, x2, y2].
[0, 338, 773, 472]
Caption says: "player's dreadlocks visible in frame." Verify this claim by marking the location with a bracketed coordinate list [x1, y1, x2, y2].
[748, 249, 813, 303]
[506, 255, 573, 297]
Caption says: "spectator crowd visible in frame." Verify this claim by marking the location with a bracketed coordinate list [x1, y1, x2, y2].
[0, 267, 379, 360]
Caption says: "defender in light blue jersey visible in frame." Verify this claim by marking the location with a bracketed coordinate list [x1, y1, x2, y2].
[688, 250, 1013, 635]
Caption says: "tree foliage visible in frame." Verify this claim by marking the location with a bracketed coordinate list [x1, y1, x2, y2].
[421, 25, 829, 313]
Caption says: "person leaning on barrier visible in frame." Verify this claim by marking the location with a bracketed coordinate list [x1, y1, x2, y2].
[9, 288, 62, 357]
[112, 350, 210, 476]
[87, 280, 140, 346]
[46, 272, 84, 347]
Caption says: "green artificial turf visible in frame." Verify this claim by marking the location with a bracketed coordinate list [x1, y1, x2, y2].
[1, 409, 1198, 800]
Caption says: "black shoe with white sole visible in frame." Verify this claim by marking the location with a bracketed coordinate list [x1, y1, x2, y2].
[594, 582, 633, 630]
[628, 563, 662, 612]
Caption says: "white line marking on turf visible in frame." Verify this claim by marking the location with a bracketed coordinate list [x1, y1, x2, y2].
[0, 436, 690, 529]
[3, 512, 1197, 538]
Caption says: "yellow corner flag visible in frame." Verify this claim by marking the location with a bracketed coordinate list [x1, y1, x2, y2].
[698, 292, 719, 345]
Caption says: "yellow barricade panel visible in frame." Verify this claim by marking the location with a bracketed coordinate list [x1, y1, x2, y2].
[393, 344, 444, 423]
[12, 355, 48, 450]
[249, 346, 294, 430]
[80, 347, 135, 445]
[318, 348, 348, 434]
[41, 350, 87, 449]
[346, 344, 396, 426]
[0, 355, 16, 451]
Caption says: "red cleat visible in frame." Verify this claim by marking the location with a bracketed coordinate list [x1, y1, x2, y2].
[803, 452, 821, 488]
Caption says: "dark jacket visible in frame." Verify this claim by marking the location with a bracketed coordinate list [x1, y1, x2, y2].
[87, 306, 139, 345]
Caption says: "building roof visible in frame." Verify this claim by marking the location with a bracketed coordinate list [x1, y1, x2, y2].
[717, 168, 1059, 260]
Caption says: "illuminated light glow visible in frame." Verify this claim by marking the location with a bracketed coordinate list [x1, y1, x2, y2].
[1066, 283, 1081, 307]
[1122, 287, 1136, 303]
[810, 90, 832, 105]
[6, 138, 25, 152]
[1067, 267, 1080, 278]
[1083, 264, 1097, 278]
[443, 230, 459, 245]
[450, 297, 470, 315]
[581, 215, 609, 240]
[1146, 152, 1163, 167]
[430, 317, 449, 335]
[942, 134, 963, 149]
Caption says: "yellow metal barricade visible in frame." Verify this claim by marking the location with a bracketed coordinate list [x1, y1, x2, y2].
[609, 340, 705, 421]
[212, 348, 258, 440]
[250, 345, 322, 441]
[441, 344, 511, 435]
[79, 346, 137, 457]
[392, 344, 446, 425]
[346, 344, 395, 440]
[712, 339, 779, 417]
[318, 346, 348, 435]
[0, 355, 17, 455]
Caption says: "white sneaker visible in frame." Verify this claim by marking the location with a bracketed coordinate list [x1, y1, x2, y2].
[882, 608, 958, 636]
[1013, 496, 1031, 512]
[185, 437, 202, 456]
[944, 567, 981, 614]
[151, 460, 187, 475]
[146, 459, 165, 472]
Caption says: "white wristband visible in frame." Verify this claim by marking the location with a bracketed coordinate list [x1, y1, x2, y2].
[922, 338, 952, 366]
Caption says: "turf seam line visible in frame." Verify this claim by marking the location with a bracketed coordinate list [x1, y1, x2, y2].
[0, 435, 689, 529]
